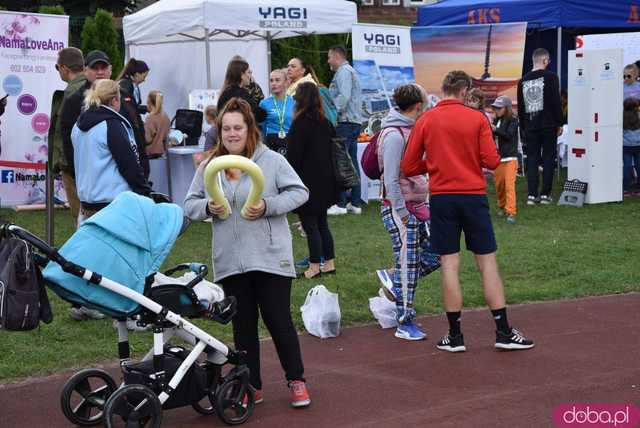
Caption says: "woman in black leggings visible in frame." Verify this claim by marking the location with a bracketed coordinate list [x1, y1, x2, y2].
[286, 82, 337, 279]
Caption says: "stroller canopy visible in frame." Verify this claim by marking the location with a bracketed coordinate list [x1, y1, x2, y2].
[43, 192, 184, 317]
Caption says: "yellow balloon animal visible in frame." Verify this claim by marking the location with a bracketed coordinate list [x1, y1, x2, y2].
[203, 155, 265, 220]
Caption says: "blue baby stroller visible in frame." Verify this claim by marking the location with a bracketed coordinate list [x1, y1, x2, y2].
[6, 192, 255, 427]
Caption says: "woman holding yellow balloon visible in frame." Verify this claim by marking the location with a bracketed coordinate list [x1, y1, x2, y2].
[184, 98, 311, 408]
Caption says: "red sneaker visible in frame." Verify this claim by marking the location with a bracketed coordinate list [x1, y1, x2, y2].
[242, 387, 263, 406]
[289, 381, 311, 408]
[253, 388, 263, 404]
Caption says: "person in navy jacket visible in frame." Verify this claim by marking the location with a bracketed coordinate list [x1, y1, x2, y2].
[72, 79, 151, 220]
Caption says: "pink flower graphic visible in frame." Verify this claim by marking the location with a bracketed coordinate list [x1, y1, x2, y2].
[2, 15, 40, 41]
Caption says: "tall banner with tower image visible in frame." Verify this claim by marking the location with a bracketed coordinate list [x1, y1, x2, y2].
[411, 23, 527, 108]
[0, 11, 68, 207]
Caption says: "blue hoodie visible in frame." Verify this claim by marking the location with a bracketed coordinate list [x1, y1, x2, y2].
[72, 105, 151, 207]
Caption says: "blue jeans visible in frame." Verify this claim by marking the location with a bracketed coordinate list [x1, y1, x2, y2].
[623, 146, 640, 191]
[336, 122, 362, 207]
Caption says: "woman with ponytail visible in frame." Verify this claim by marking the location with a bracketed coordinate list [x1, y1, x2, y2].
[184, 97, 311, 409]
[217, 58, 267, 123]
[144, 90, 170, 158]
[71, 79, 151, 221]
[117, 58, 150, 177]
[286, 57, 338, 126]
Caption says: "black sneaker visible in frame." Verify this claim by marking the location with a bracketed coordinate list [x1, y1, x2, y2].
[495, 328, 535, 350]
[539, 195, 553, 205]
[436, 333, 466, 352]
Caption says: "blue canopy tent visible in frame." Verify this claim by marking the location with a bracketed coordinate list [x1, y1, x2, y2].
[416, 0, 640, 88]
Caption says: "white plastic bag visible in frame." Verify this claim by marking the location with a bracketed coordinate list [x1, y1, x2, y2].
[300, 285, 341, 338]
[369, 288, 398, 329]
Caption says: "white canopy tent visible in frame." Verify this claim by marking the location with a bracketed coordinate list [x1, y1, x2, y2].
[122, 0, 357, 118]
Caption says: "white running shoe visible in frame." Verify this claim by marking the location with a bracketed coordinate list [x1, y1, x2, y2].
[346, 203, 362, 215]
[70, 306, 105, 321]
[327, 205, 347, 215]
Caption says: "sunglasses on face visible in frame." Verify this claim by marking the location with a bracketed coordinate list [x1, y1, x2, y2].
[55, 64, 61, 71]
[624, 74, 633, 79]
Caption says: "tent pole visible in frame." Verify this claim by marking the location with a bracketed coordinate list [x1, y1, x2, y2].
[204, 27, 212, 89]
[557, 26, 562, 182]
[267, 31, 272, 76]
[45, 143, 54, 246]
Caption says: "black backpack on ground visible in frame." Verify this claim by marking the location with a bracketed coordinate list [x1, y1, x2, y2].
[0, 226, 52, 331]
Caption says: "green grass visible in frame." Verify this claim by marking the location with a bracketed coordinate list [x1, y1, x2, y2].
[1, 176, 639, 382]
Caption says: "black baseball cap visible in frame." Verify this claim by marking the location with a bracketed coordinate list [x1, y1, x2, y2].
[85, 50, 111, 68]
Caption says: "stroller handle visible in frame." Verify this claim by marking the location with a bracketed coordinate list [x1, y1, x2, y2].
[6, 224, 58, 259]
[4, 224, 87, 278]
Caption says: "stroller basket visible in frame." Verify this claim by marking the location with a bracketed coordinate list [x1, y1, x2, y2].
[122, 345, 219, 410]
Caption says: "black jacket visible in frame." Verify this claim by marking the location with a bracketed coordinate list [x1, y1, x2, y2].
[217, 85, 267, 123]
[119, 77, 149, 176]
[59, 80, 92, 175]
[493, 116, 519, 159]
[286, 115, 337, 215]
[517, 69, 563, 132]
[75, 106, 151, 207]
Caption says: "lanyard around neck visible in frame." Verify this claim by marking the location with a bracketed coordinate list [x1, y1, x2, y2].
[273, 96, 288, 130]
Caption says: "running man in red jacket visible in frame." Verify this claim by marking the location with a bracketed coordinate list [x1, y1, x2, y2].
[401, 71, 534, 353]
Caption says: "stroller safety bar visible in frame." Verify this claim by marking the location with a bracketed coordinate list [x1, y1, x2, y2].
[163, 263, 208, 288]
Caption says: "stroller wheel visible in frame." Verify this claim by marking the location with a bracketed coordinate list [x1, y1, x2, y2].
[215, 379, 254, 425]
[103, 384, 162, 428]
[192, 391, 216, 415]
[60, 368, 118, 426]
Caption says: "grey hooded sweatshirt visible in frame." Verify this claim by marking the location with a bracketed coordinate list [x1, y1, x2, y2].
[380, 109, 428, 219]
[184, 144, 309, 282]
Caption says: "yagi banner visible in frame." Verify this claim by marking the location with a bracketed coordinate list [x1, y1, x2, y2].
[352, 23, 415, 134]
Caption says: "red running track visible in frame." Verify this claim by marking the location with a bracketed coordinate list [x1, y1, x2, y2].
[1, 293, 638, 428]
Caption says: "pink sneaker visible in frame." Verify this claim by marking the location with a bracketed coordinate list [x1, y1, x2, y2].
[289, 381, 311, 408]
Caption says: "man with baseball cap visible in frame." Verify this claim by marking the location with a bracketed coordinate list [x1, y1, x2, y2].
[60, 50, 113, 188]
[58, 50, 113, 321]
[490, 95, 520, 224]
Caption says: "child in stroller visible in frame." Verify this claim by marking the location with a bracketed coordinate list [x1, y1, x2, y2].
[6, 191, 255, 427]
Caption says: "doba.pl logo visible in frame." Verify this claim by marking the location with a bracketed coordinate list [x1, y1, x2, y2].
[554, 404, 640, 427]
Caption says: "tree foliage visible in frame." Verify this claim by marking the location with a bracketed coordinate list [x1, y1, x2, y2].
[80, 8, 122, 78]
[38, 5, 65, 15]
[271, 34, 353, 86]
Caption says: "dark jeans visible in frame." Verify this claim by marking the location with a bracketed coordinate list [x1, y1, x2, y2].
[623, 146, 640, 191]
[220, 271, 304, 390]
[336, 122, 362, 208]
[299, 214, 335, 263]
[525, 127, 557, 197]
